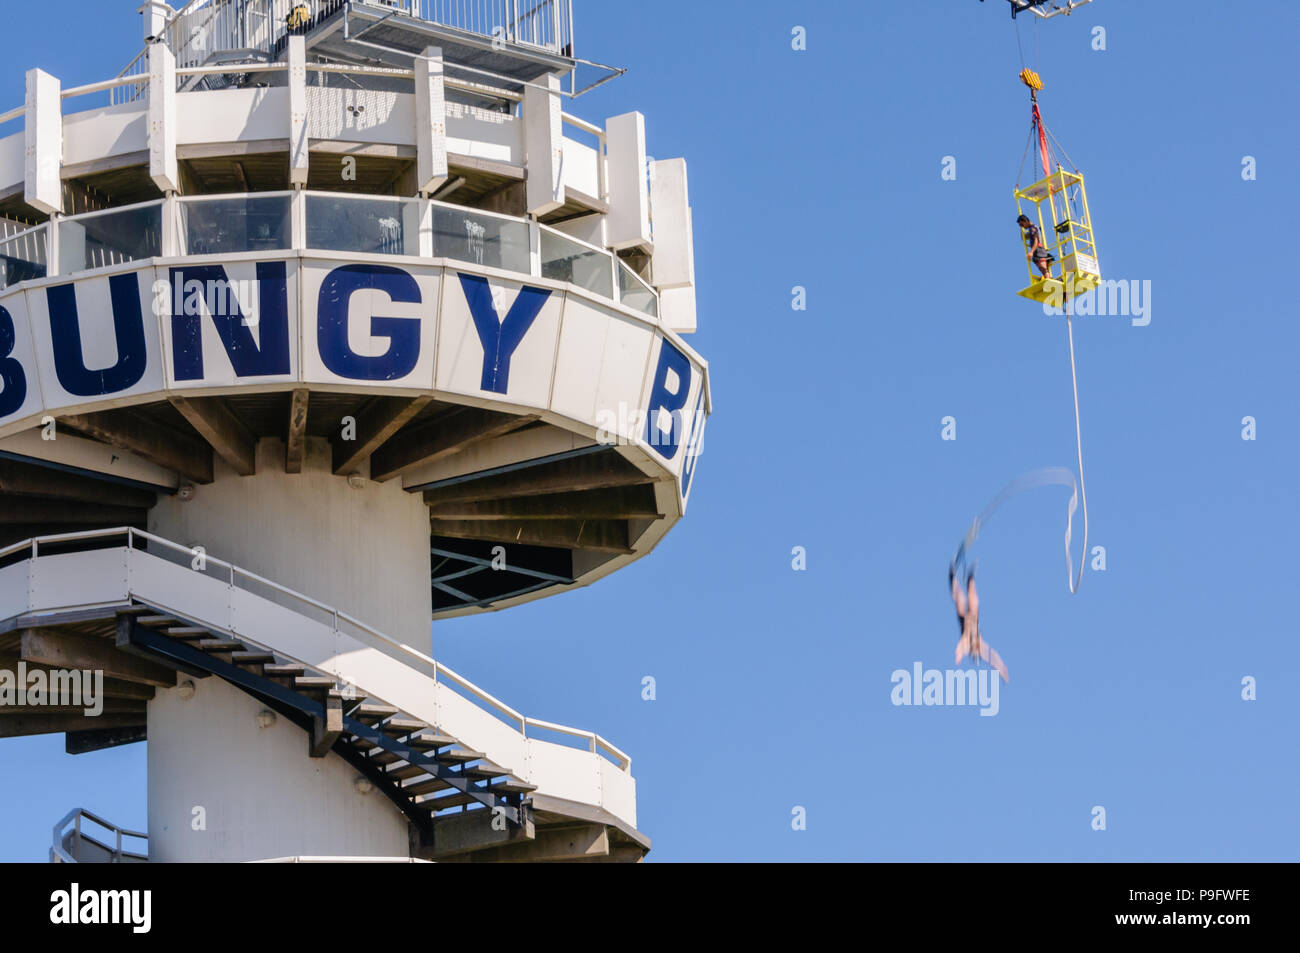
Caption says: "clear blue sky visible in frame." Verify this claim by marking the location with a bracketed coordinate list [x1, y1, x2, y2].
[2, 0, 1297, 861]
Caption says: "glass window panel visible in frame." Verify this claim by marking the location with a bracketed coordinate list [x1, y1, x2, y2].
[431, 206, 530, 274]
[306, 195, 415, 256]
[617, 261, 658, 318]
[58, 204, 162, 274]
[540, 229, 614, 299]
[181, 195, 292, 256]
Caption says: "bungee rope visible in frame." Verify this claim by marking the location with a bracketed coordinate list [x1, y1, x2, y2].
[951, 300, 1089, 595]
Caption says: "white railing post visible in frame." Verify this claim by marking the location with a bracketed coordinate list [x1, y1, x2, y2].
[528, 220, 540, 277]
[161, 193, 180, 257]
[291, 188, 307, 250]
[45, 219, 59, 278]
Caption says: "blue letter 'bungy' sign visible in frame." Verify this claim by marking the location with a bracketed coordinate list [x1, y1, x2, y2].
[171, 262, 291, 381]
[644, 339, 692, 461]
[0, 305, 27, 417]
[47, 275, 147, 397]
[318, 264, 422, 381]
[458, 274, 551, 394]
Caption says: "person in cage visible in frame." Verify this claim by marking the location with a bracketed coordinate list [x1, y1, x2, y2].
[1017, 213, 1055, 280]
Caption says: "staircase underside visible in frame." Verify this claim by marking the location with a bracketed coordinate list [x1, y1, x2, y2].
[0, 603, 648, 862]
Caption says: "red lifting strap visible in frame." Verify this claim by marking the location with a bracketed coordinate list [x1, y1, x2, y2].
[1032, 102, 1051, 178]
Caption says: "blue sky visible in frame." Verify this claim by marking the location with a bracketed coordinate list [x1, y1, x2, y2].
[2, 0, 1297, 861]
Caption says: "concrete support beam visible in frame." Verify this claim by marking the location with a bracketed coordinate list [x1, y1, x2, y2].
[370, 409, 535, 483]
[20, 629, 177, 688]
[442, 824, 611, 863]
[414, 47, 450, 195]
[605, 112, 652, 251]
[66, 724, 148, 754]
[423, 453, 653, 507]
[524, 73, 564, 216]
[148, 42, 179, 193]
[288, 36, 309, 188]
[169, 395, 257, 477]
[0, 714, 145, 739]
[426, 485, 662, 521]
[24, 69, 63, 215]
[0, 458, 157, 509]
[285, 388, 309, 474]
[420, 805, 535, 859]
[430, 518, 633, 554]
[60, 410, 215, 484]
[0, 662, 155, 701]
[331, 395, 434, 476]
[0, 499, 145, 526]
[1, 702, 147, 717]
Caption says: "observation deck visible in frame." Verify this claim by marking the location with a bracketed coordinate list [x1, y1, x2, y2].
[0, 0, 707, 618]
[0, 0, 705, 862]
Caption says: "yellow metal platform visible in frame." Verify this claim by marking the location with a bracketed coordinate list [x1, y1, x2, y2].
[1016, 273, 1101, 305]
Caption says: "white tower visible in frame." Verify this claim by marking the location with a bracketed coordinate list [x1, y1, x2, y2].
[0, 0, 709, 863]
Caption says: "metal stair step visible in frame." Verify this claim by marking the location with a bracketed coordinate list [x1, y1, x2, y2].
[293, 677, 337, 692]
[384, 761, 432, 781]
[420, 790, 484, 812]
[400, 776, 452, 797]
[263, 664, 305, 677]
[435, 747, 486, 764]
[198, 639, 245, 653]
[137, 615, 179, 627]
[381, 717, 430, 736]
[164, 627, 209, 640]
[354, 704, 400, 723]
[460, 762, 512, 781]
[408, 733, 457, 751]
[487, 778, 537, 795]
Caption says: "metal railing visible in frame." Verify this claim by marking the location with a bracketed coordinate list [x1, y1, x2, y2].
[7, 190, 657, 320]
[121, 0, 573, 79]
[3, 527, 632, 770]
[50, 808, 148, 863]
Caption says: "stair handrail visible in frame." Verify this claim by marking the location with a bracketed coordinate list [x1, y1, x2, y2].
[3, 525, 631, 771]
[50, 807, 148, 863]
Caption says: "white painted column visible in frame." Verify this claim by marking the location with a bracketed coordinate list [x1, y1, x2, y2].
[605, 112, 651, 251]
[524, 73, 564, 216]
[414, 46, 449, 195]
[288, 36, 309, 188]
[149, 439, 433, 650]
[24, 69, 62, 216]
[649, 158, 698, 334]
[148, 42, 179, 194]
[148, 676, 411, 862]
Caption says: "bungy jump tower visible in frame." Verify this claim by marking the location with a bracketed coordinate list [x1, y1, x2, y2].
[0, 0, 708, 863]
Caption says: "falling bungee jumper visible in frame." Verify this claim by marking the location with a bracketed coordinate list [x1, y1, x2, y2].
[948, 8, 1102, 683]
